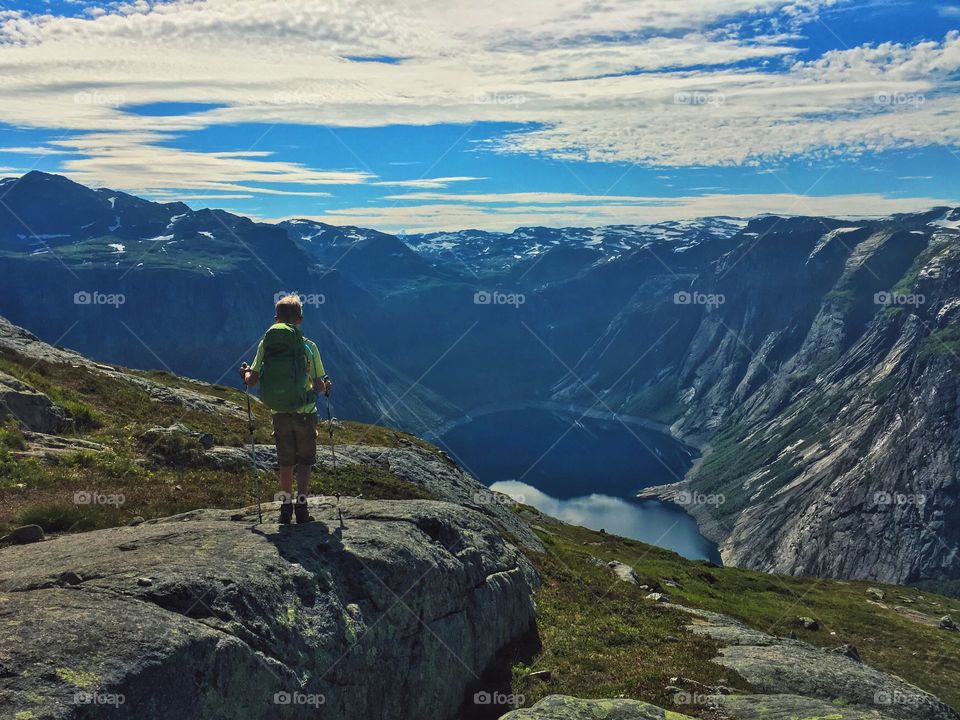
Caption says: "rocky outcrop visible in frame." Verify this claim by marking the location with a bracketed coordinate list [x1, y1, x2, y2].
[500, 599, 959, 720]
[681, 605, 958, 720]
[501, 695, 695, 719]
[0, 369, 69, 433]
[206, 441, 545, 553]
[0, 498, 538, 720]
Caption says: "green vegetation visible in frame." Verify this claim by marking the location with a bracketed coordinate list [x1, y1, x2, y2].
[0, 347, 435, 534]
[511, 508, 960, 715]
[49, 235, 243, 274]
[919, 327, 960, 361]
[0, 418, 27, 451]
[691, 389, 849, 517]
[624, 377, 685, 424]
[824, 287, 857, 312]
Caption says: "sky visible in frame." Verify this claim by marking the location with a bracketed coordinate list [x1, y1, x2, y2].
[0, 0, 958, 232]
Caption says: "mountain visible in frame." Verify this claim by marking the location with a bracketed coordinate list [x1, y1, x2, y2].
[0, 172, 453, 430]
[1, 314, 959, 719]
[404, 218, 747, 277]
[1, 172, 959, 590]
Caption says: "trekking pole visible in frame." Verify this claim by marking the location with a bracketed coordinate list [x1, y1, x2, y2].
[325, 389, 337, 471]
[241, 365, 263, 525]
[324, 387, 342, 526]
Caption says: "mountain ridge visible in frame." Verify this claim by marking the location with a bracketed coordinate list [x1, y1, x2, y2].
[2, 172, 959, 589]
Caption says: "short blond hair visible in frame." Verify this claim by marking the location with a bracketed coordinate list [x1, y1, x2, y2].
[275, 294, 303, 323]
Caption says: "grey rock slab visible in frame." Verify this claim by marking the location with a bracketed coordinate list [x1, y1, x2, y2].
[714, 693, 899, 719]
[0, 498, 538, 720]
[680, 604, 957, 720]
[0, 369, 69, 433]
[500, 695, 696, 719]
[208, 443, 545, 553]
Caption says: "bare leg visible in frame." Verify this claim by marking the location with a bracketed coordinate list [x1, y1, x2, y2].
[295, 464, 311, 501]
[279, 466, 294, 501]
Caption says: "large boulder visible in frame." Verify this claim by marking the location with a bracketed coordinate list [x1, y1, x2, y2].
[0, 370, 69, 433]
[0, 497, 538, 720]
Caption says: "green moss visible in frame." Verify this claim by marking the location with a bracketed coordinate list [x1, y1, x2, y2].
[55, 667, 99, 689]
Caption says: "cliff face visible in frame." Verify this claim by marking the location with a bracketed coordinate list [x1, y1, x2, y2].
[0, 500, 538, 720]
[617, 213, 960, 584]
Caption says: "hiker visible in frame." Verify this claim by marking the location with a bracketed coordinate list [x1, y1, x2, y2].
[239, 294, 332, 525]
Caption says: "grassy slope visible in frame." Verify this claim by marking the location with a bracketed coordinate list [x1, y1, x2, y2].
[2, 348, 959, 716]
[511, 507, 960, 716]
[0, 347, 432, 533]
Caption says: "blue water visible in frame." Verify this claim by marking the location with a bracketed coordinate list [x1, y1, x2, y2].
[439, 408, 721, 563]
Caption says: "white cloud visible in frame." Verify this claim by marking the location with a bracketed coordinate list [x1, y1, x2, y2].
[45, 133, 370, 195]
[0, 0, 956, 198]
[371, 176, 486, 189]
[278, 192, 957, 233]
[0, 146, 71, 155]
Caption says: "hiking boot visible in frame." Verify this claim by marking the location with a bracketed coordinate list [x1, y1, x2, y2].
[279, 502, 293, 525]
[294, 501, 313, 524]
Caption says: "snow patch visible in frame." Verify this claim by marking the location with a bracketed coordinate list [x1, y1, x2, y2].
[108, 243, 125, 254]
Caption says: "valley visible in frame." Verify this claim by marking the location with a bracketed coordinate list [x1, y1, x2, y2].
[2, 171, 959, 591]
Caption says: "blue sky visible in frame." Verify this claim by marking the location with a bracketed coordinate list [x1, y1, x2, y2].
[0, 0, 958, 231]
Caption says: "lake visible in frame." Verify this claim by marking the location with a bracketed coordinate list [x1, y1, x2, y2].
[437, 407, 721, 563]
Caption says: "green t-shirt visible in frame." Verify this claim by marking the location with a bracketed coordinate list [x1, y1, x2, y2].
[250, 335, 325, 414]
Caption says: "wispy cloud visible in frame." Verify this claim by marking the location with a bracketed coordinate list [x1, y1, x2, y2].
[282, 192, 956, 233]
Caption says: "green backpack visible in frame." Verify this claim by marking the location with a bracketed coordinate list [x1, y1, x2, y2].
[258, 323, 318, 412]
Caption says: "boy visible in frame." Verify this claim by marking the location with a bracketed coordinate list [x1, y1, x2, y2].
[239, 294, 332, 524]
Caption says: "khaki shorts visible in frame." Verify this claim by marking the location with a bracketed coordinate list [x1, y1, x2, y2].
[271, 413, 318, 467]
